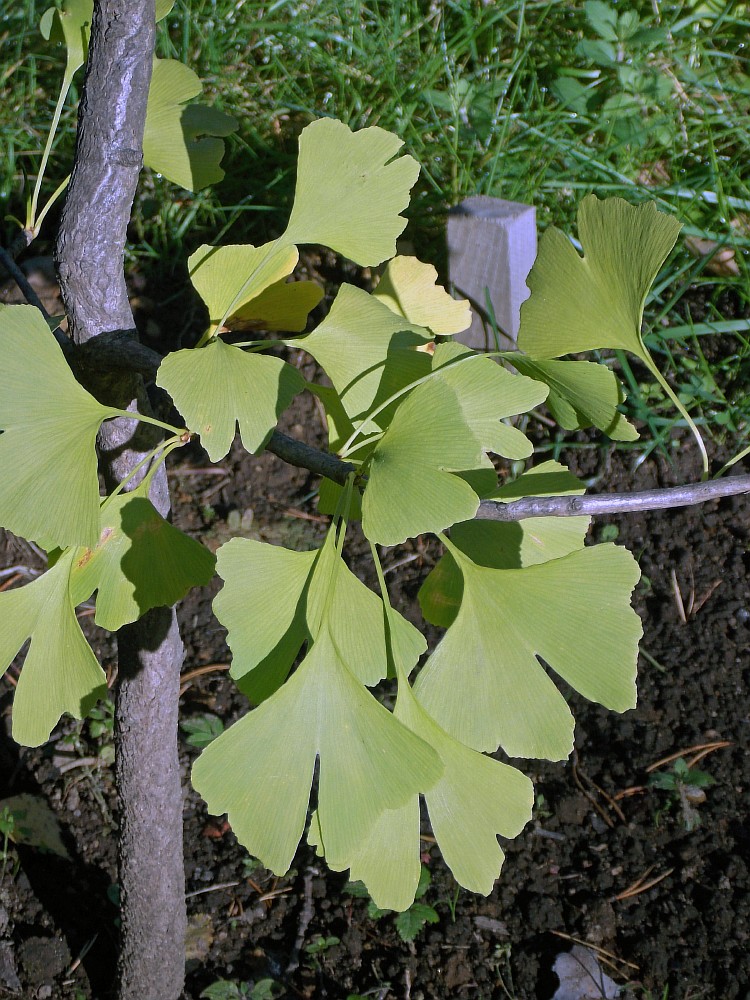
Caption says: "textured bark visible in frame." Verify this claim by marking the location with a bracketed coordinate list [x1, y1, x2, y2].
[54, 2, 187, 999]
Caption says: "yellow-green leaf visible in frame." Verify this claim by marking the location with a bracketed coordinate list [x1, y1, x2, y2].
[0, 550, 107, 747]
[189, 242, 299, 337]
[156, 338, 305, 462]
[143, 58, 237, 193]
[283, 119, 420, 265]
[373, 256, 471, 335]
[0, 304, 118, 548]
[414, 542, 642, 758]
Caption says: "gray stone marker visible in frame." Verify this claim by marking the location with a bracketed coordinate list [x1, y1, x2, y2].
[447, 196, 537, 351]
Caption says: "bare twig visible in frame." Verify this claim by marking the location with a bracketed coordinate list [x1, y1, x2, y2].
[476, 475, 750, 520]
[285, 867, 317, 976]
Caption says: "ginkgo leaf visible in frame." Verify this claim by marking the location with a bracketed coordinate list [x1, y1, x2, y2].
[283, 118, 420, 266]
[0, 304, 118, 548]
[227, 278, 323, 333]
[513, 357, 638, 441]
[309, 623, 533, 909]
[0, 550, 107, 747]
[143, 58, 237, 192]
[361, 377, 485, 546]
[189, 242, 299, 337]
[373, 256, 471, 335]
[213, 531, 424, 700]
[517, 195, 682, 360]
[432, 343, 548, 460]
[70, 486, 216, 632]
[192, 623, 441, 875]
[419, 461, 591, 628]
[297, 284, 433, 425]
[40, 0, 91, 79]
[414, 542, 642, 758]
[156, 338, 305, 462]
[213, 538, 318, 703]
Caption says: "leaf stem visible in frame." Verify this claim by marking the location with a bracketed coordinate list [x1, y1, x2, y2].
[103, 435, 185, 506]
[643, 354, 709, 477]
[106, 409, 186, 436]
[28, 75, 73, 230]
[339, 349, 488, 459]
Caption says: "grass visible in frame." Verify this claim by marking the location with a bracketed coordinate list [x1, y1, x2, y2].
[1, 0, 748, 456]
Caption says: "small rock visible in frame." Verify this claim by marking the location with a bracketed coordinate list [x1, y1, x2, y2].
[473, 915, 509, 938]
[0, 940, 21, 993]
[17, 936, 71, 986]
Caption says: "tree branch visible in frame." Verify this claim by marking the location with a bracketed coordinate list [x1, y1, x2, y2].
[476, 475, 750, 520]
[39, 325, 750, 508]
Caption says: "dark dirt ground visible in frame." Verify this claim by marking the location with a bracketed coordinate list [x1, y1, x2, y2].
[0, 263, 748, 1000]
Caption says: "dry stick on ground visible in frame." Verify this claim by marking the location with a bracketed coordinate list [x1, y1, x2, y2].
[53, 2, 187, 999]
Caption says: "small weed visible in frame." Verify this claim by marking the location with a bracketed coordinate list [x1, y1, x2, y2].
[649, 757, 715, 831]
[345, 864, 439, 943]
[180, 713, 225, 748]
[0, 806, 18, 879]
[200, 979, 283, 1000]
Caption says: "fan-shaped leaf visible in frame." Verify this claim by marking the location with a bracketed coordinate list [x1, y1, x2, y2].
[156, 338, 305, 462]
[517, 195, 682, 360]
[361, 377, 484, 545]
[40, 0, 91, 78]
[298, 284, 433, 425]
[228, 278, 323, 333]
[0, 550, 106, 747]
[414, 542, 642, 758]
[189, 242, 299, 337]
[419, 461, 591, 628]
[309, 623, 533, 909]
[513, 356, 638, 440]
[70, 486, 216, 632]
[432, 343, 548, 460]
[373, 256, 471, 335]
[213, 531, 424, 701]
[0, 305, 118, 548]
[283, 119, 420, 265]
[192, 624, 441, 875]
[143, 58, 237, 192]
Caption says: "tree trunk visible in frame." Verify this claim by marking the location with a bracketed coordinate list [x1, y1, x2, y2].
[55, 2, 187, 998]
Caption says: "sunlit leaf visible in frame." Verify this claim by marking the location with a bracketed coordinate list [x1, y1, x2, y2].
[373, 256, 471, 335]
[189, 242, 299, 337]
[213, 531, 424, 701]
[228, 278, 323, 333]
[513, 356, 638, 441]
[192, 623, 441, 875]
[361, 377, 484, 545]
[517, 195, 682, 360]
[40, 0, 91, 81]
[0, 550, 106, 747]
[309, 623, 533, 909]
[70, 485, 216, 632]
[432, 343, 548, 460]
[414, 542, 641, 758]
[143, 58, 237, 192]
[156, 338, 305, 462]
[0, 304, 118, 548]
[283, 118, 420, 265]
[297, 284, 433, 425]
[419, 461, 591, 628]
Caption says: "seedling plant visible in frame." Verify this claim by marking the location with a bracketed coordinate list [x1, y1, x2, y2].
[1, 2, 748, 980]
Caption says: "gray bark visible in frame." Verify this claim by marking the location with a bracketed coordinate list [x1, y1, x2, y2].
[54, 2, 186, 998]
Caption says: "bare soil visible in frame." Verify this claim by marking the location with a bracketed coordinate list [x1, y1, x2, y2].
[0, 270, 748, 1000]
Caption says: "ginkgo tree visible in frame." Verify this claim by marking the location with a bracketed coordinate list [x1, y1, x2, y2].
[2, 2, 747, 999]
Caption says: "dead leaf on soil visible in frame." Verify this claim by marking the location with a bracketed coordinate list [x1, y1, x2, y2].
[0, 793, 70, 859]
[552, 944, 620, 999]
[185, 912, 214, 961]
[684, 236, 740, 277]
